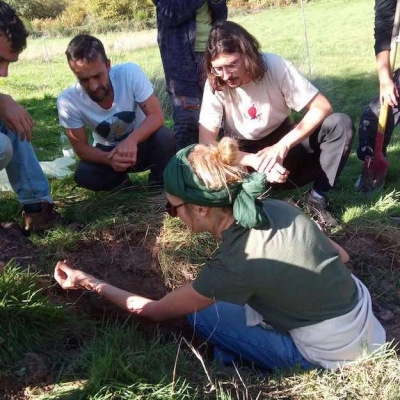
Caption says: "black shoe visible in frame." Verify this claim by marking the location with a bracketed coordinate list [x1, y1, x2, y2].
[304, 192, 339, 229]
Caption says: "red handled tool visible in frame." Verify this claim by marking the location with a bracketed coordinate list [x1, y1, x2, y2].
[359, 0, 400, 192]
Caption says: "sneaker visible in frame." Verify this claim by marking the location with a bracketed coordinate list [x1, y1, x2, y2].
[304, 192, 339, 229]
[23, 202, 63, 234]
[354, 174, 362, 191]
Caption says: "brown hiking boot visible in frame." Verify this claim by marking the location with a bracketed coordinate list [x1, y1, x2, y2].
[23, 202, 63, 234]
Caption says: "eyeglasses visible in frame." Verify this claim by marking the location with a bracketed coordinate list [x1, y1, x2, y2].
[165, 201, 186, 217]
[211, 59, 241, 76]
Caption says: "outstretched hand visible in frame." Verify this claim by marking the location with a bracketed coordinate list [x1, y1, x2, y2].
[54, 261, 91, 290]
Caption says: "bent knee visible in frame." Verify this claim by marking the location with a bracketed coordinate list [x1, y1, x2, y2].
[155, 126, 175, 144]
[325, 113, 354, 143]
[0, 132, 13, 169]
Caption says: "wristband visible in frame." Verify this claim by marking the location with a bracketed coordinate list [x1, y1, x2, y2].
[91, 279, 104, 293]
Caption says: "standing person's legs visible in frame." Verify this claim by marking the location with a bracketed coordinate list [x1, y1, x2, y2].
[169, 94, 201, 151]
[357, 68, 400, 161]
[357, 96, 396, 160]
[187, 301, 315, 371]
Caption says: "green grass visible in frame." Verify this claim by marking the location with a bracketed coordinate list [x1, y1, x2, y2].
[0, 262, 92, 377]
[1, 0, 400, 398]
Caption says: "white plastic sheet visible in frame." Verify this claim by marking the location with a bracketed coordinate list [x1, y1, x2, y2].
[0, 156, 75, 192]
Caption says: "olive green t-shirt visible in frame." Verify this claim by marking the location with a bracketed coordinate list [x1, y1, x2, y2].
[194, 2, 212, 53]
[193, 199, 358, 332]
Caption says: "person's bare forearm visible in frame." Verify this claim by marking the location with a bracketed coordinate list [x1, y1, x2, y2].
[280, 95, 332, 150]
[199, 125, 219, 144]
[376, 50, 392, 83]
[125, 112, 164, 146]
[73, 143, 111, 165]
[55, 262, 214, 323]
[281, 107, 331, 149]
[89, 279, 154, 316]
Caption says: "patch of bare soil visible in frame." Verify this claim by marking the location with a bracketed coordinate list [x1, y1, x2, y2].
[0, 223, 42, 271]
[0, 223, 189, 399]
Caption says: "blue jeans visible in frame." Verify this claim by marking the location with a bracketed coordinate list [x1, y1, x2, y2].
[0, 121, 52, 205]
[187, 302, 315, 371]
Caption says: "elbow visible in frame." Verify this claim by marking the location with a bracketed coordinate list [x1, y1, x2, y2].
[153, 112, 164, 130]
[158, 113, 164, 127]
[199, 126, 215, 144]
[322, 100, 333, 116]
[74, 146, 87, 161]
[342, 252, 350, 264]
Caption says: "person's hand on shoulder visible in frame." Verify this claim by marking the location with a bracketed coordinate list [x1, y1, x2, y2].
[0, 94, 34, 141]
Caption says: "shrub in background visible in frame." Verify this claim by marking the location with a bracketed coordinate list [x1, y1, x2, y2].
[85, 0, 153, 21]
[7, 0, 67, 20]
[228, 0, 304, 7]
[27, 0, 308, 37]
[30, 0, 156, 36]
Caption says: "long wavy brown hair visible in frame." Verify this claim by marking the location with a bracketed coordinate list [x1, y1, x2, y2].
[203, 20, 267, 92]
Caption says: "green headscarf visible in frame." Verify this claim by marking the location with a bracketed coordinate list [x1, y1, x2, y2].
[164, 145, 269, 228]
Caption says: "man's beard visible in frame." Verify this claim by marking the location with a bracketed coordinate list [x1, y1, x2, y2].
[87, 84, 111, 103]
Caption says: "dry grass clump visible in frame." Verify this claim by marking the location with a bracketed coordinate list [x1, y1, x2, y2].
[157, 217, 219, 290]
[264, 344, 400, 399]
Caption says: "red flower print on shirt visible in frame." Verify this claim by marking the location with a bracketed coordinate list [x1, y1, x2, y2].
[248, 104, 257, 120]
